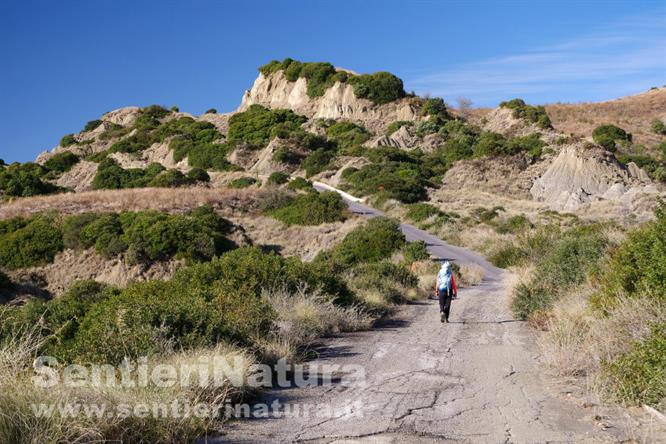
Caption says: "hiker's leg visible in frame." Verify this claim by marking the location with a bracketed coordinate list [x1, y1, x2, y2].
[438, 289, 445, 313]
[443, 288, 452, 320]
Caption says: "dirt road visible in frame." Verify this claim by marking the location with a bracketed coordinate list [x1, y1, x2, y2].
[214, 190, 650, 443]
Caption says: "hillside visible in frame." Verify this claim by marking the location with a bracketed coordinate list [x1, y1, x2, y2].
[1, 58, 665, 441]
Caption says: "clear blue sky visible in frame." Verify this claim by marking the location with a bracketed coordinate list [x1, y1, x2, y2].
[1, 0, 665, 162]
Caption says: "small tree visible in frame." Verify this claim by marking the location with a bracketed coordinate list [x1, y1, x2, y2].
[592, 124, 631, 152]
[456, 97, 473, 118]
[205, 108, 217, 114]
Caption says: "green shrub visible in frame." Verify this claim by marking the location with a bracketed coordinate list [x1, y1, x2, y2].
[147, 169, 195, 188]
[83, 119, 102, 132]
[325, 121, 371, 152]
[97, 122, 131, 141]
[267, 172, 290, 185]
[273, 146, 304, 165]
[386, 121, 413, 136]
[92, 159, 166, 189]
[349, 260, 418, 303]
[420, 98, 451, 123]
[0, 162, 60, 197]
[594, 202, 666, 308]
[349, 72, 405, 104]
[592, 124, 631, 152]
[495, 214, 532, 234]
[651, 119, 666, 136]
[406, 203, 446, 222]
[205, 108, 217, 114]
[228, 177, 257, 189]
[321, 217, 405, 269]
[303, 149, 336, 177]
[342, 161, 427, 203]
[403, 240, 429, 263]
[600, 322, 666, 406]
[133, 105, 170, 131]
[187, 167, 210, 182]
[0, 215, 63, 269]
[499, 98, 552, 129]
[187, 143, 233, 171]
[259, 58, 345, 98]
[43, 152, 80, 173]
[59, 134, 77, 147]
[286, 177, 315, 192]
[490, 244, 527, 268]
[267, 191, 346, 225]
[62, 206, 234, 263]
[511, 225, 608, 319]
[228, 105, 307, 147]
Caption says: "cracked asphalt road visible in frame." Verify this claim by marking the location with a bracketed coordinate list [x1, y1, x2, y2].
[213, 193, 635, 443]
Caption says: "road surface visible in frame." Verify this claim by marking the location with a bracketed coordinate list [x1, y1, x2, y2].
[213, 186, 646, 443]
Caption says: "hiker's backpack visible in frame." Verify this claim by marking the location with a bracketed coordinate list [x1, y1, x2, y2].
[438, 267, 452, 291]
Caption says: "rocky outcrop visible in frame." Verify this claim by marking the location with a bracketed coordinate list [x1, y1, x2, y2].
[530, 145, 656, 212]
[238, 71, 420, 133]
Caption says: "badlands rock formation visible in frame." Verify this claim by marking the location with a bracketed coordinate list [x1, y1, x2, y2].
[238, 71, 420, 133]
[530, 145, 659, 212]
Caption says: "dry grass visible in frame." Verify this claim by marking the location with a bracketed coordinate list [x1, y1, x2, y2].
[458, 263, 485, 287]
[0, 319, 256, 443]
[545, 88, 666, 152]
[0, 187, 262, 220]
[540, 286, 666, 380]
[257, 287, 373, 363]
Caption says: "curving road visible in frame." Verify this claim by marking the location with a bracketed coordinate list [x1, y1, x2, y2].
[213, 186, 640, 443]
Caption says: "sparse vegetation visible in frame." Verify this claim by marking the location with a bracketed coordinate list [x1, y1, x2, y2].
[651, 118, 666, 136]
[386, 120, 413, 136]
[267, 171, 289, 185]
[82, 119, 102, 132]
[500, 98, 552, 129]
[92, 159, 166, 189]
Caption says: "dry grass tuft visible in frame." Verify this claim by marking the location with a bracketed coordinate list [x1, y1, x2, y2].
[458, 263, 485, 287]
[257, 287, 373, 363]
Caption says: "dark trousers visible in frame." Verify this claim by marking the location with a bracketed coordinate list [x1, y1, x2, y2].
[438, 288, 453, 320]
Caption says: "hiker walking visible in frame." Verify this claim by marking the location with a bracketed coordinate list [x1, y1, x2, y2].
[436, 260, 457, 323]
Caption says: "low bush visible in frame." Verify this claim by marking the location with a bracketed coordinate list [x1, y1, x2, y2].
[259, 59, 343, 98]
[62, 206, 235, 263]
[592, 124, 632, 152]
[43, 152, 80, 173]
[302, 148, 336, 177]
[228, 177, 257, 188]
[489, 244, 527, 268]
[348, 260, 418, 305]
[267, 172, 290, 185]
[83, 119, 102, 132]
[342, 161, 427, 203]
[651, 119, 666, 136]
[187, 167, 210, 182]
[406, 203, 448, 223]
[0, 162, 60, 197]
[0, 215, 63, 269]
[593, 202, 666, 309]
[147, 169, 195, 188]
[286, 177, 315, 192]
[187, 143, 233, 171]
[228, 104, 307, 147]
[600, 322, 666, 406]
[349, 71, 406, 105]
[318, 217, 405, 270]
[495, 214, 532, 234]
[59, 134, 77, 147]
[92, 159, 166, 189]
[267, 191, 347, 225]
[511, 225, 609, 319]
[420, 98, 451, 123]
[325, 121, 371, 152]
[205, 108, 217, 114]
[403, 240, 429, 263]
[499, 98, 552, 129]
[97, 122, 131, 141]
